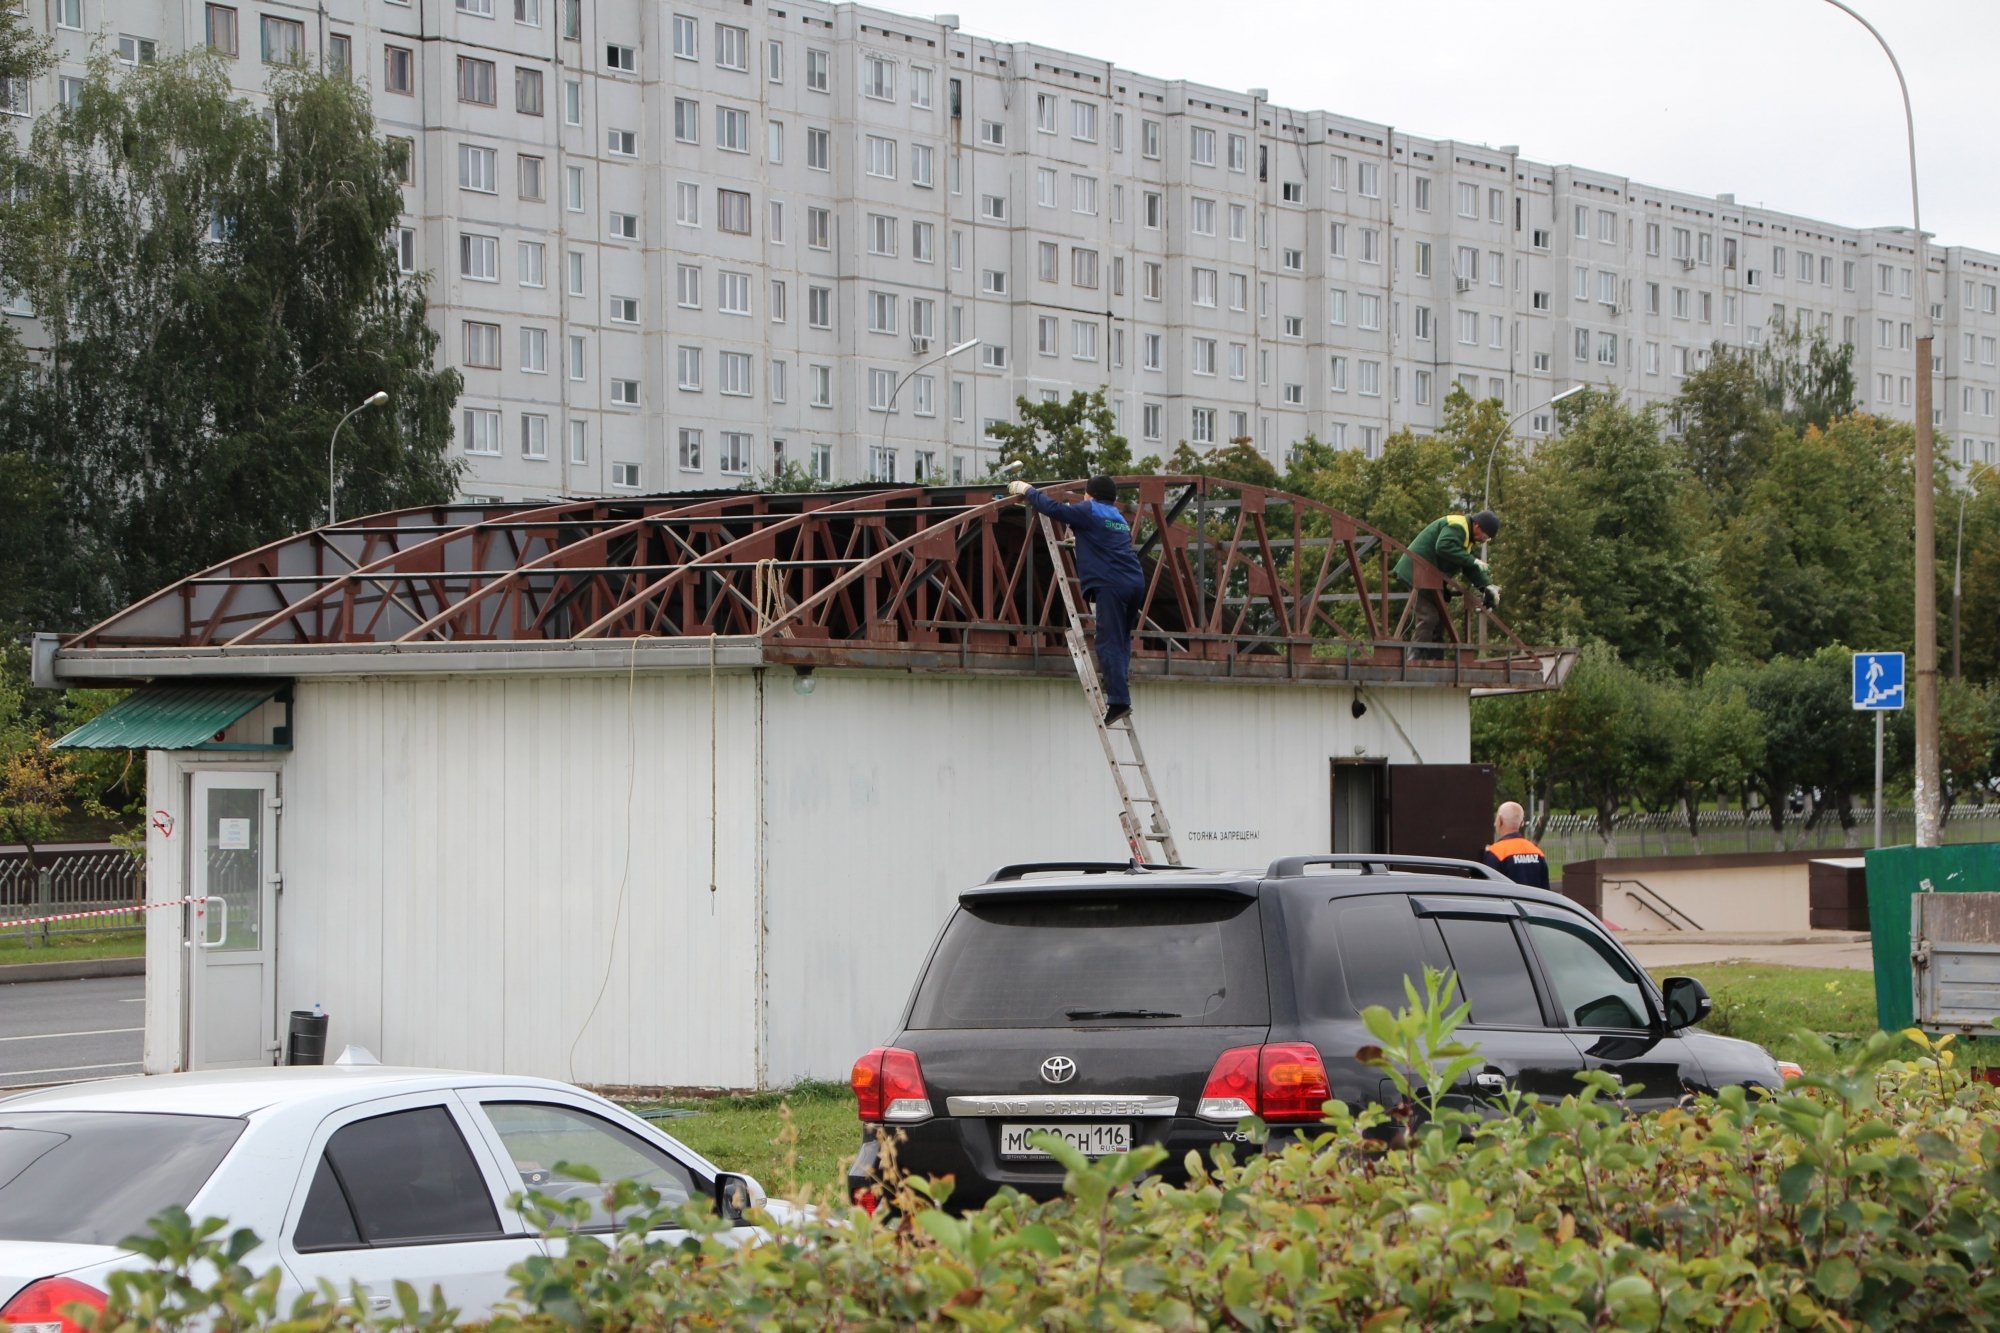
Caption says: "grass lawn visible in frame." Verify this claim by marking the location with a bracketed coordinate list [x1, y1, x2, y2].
[0, 927, 144, 967]
[629, 965, 1891, 1197]
[636, 1081, 861, 1203]
[1649, 962, 1879, 1068]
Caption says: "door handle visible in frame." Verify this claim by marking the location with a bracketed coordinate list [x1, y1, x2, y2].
[197, 896, 229, 949]
[1472, 1072, 1507, 1093]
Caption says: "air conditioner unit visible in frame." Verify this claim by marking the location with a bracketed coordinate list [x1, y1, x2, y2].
[1608, 302, 1623, 316]
[910, 336, 931, 354]
[1676, 256, 1696, 270]
[1454, 277, 1472, 294]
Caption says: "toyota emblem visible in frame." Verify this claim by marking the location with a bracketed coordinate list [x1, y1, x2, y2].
[1040, 1055, 1077, 1085]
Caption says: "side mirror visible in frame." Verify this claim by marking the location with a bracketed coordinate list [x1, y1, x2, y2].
[714, 1171, 764, 1226]
[1660, 976, 1712, 1032]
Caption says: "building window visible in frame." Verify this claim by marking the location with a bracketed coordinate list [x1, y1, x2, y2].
[516, 0, 542, 24]
[521, 414, 548, 459]
[568, 420, 587, 465]
[864, 54, 895, 101]
[612, 461, 641, 488]
[608, 295, 638, 324]
[457, 57, 496, 104]
[717, 106, 748, 153]
[206, 5, 239, 55]
[806, 48, 829, 91]
[567, 333, 586, 379]
[116, 35, 159, 65]
[458, 143, 497, 193]
[606, 128, 636, 156]
[611, 378, 640, 406]
[394, 227, 416, 273]
[677, 346, 702, 390]
[461, 408, 501, 455]
[718, 269, 751, 314]
[260, 15, 303, 63]
[716, 22, 747, 70]
[718, 189, 751, 234]
[719, 352, 751, 397]
[463, 320, 501, 368]
[607, 43, 637, 73]
[515, 67, 543, 115]
[520, 326, 547, 373]
[980, 120, 1005, 147]
[806, 127, 830, 170]
[459, 232, 498, 281]
[518, 240, 545, 287]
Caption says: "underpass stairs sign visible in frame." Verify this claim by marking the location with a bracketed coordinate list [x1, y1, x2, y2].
[1852, 652, 1905, 711]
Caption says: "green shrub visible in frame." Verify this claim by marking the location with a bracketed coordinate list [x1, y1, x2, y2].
[88, 1000, 2000, 1331]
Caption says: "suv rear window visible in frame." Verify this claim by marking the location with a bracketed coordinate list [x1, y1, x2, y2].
[906, 895, 1269, 1029]
[0, 1112, 245, 1245]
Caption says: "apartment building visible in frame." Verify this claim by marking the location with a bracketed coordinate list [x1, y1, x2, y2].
[11, 0, 2000, 502]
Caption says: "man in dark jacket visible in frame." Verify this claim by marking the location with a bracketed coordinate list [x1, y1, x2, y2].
[1007, 474, 1146, 723]
[1391, 509, 1500, 659]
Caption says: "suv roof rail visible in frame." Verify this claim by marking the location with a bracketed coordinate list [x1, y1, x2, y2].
[985, 860, 1174, 883]
[1265, 853, 1510, 881]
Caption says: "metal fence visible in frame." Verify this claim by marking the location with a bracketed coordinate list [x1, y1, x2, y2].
[1538, 806, 2000, 864]
[0, 845, 144, 944]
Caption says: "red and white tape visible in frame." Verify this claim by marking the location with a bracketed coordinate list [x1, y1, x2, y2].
[5, 895, 214, 931]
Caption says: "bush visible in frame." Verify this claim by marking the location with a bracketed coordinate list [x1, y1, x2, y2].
[96, 1003, 2000, 1331]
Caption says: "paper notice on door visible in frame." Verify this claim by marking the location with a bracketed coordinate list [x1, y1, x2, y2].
[217, 818, 252, 851]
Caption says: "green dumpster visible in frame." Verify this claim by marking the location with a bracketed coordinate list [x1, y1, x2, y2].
[1865, 843, 2000, 1036]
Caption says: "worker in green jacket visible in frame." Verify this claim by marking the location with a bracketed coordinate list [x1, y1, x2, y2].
[1391, 509, 1500, 659]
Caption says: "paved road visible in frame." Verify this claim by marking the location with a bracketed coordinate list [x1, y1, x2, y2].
[0, 975, 144, 1089]
[1623, 940, 1875, 972]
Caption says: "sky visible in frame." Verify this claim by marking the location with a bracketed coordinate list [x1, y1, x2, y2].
[868, 0, 2000, 252]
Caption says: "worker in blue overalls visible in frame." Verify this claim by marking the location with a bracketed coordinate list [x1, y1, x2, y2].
[1007, 474, 1146, 724]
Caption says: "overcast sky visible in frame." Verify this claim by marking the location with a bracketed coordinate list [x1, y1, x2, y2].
[870, 0, 1999, 251]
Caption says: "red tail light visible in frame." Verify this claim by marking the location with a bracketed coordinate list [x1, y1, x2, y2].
[1, 1277, 108, 1333]
[850, 1046, 932, 1123]
[1197, 1041, 1331, 1124]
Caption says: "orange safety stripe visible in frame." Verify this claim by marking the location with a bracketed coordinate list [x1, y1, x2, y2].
[1486, 836, 1544, 859]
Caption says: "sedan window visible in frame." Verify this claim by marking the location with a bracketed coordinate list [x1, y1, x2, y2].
[481, 1102, 695, 1229]
[0, 1112, 245, 1245]
[1433, 916, 1544, 1027]
[1527, 918, 1652, 1030]
[294, 1106, 501, 1251]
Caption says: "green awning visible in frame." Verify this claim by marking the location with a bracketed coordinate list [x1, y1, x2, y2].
[54, 682, 290, 751]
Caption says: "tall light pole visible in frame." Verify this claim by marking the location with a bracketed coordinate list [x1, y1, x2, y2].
[1953, 461, 1994, 678]
[1820, 0, 1939, 845]
[1481, 384, 1585, 559]
[327, 390, 389, 526]
[877, 338, 980, 481]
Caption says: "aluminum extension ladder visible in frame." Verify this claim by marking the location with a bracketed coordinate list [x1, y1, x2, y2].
[1036, 513, 1184, 866]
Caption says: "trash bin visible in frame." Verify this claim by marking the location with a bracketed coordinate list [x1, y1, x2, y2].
[1864, 843, 2000, 1035]
[286, 1009, 328, 1066]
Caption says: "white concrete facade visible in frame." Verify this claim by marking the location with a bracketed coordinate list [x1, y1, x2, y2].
[14, 0, 1998, 497]
[137, 667, 1467, 1088]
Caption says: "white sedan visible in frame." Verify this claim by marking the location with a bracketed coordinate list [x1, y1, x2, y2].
[0, 1058, 782, 1330]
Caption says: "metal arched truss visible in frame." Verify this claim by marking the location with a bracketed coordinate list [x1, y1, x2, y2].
[65, 476, 1567, 690]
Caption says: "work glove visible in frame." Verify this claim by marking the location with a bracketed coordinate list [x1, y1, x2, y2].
[1482, 585, 1502, 610]
[1006, 479, 1030, 497]
[1474, 558, 1490, 576]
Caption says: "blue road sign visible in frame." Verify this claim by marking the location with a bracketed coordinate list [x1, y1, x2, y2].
[1853, 652, 1905, 710]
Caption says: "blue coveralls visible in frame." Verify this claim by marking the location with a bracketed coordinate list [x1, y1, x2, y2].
[1023, 489, 1146, 708]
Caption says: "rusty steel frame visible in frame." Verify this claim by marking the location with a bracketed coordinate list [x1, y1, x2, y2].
[64, 477, 1563, 689]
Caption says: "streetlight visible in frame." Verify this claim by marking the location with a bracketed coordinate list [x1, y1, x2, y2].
[327, 390, 390, 526]
[1953, 461, 1994, 678]
[1481, 384, 1585, 558]
[1819, 0, 1940, 845]
[877, 338, 980, 482]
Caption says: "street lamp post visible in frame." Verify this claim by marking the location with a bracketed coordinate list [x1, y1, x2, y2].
[1819, 0, 1940, 845]
[878, 338, 980, 481]
[1480, 384, 1585, 560]
[1953, 462, 1994, 678]
[327, 390, 390, 526]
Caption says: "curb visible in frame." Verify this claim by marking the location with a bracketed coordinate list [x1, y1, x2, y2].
[0, 956, 146, 985]
[1618, 931, 1871, 947]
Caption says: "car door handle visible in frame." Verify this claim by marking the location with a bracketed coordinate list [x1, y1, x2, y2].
[1472, 1073, 1507, 1092]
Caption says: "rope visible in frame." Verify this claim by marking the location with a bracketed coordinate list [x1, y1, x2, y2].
[5, 895, 211, 930]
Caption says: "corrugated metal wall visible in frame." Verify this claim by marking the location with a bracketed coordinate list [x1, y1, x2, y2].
[756, 674, 1468, 1085]
[280, 673, 763, 1088]
[270, 670, 1466, 1090]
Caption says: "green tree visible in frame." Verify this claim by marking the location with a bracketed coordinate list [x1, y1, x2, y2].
[1673, 346, 1778, 509]
[1499, 391, 1724, 677]
[4, 53, 461, 625]
[1754, 321, 1858, 435]
[1954, 472, 2000, 683]
[1156, 439, 1280, 488]
[1284, 429, 1455, 554]
[984, 388, 1130, 482]
[1726, 648, 1880, 846]
[1649, 675, 1767, 850]
[1937, 677, 1999, 815]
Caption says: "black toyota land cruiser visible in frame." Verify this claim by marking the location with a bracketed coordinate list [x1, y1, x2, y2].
[847, 855, 1788, 1212]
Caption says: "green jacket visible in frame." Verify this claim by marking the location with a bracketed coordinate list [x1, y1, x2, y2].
[1392, 514, 1490, 591]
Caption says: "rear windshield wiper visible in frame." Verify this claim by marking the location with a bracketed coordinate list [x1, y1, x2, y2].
[1064, 1008, 1182, 1020]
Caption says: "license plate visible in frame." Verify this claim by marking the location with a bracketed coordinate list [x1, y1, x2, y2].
[999, 1122, 1132, 1159]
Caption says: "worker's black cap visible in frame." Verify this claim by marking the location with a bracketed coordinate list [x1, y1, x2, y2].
[1471, 509, 1500, 537]
[1086, 475, 1116, 503]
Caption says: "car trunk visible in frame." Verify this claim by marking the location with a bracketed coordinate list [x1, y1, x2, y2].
[0, 1246, 122, 1308]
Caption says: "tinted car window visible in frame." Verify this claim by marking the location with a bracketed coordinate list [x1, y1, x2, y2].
[1287, 894, 1450, 1019]
[295, 1106, 500, 1250]
[906, 896, 1268, 1029]
[0, 1112, 245, 1245]
[1527, 918, 1652, 1029]
[1434, 916, 1544, 1027]
[483, 1102, 696, 1230]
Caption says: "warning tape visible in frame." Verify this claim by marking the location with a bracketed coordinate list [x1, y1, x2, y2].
[4, 895, 214, 931]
